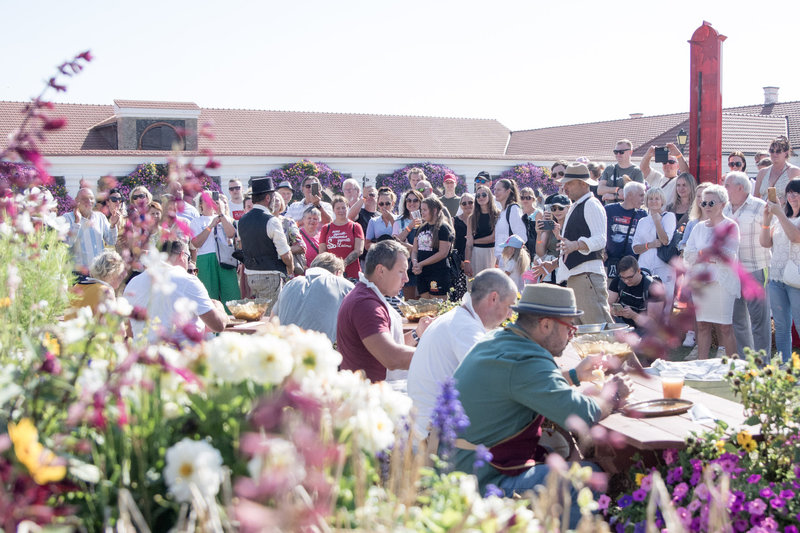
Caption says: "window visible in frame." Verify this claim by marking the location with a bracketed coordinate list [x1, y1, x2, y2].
[138, 123, 184, 150]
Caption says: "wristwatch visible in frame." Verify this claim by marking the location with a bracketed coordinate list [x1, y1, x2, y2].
[411, 330, 420, 344]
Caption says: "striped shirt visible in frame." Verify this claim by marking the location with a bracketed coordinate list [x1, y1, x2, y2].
[60, 211, 118, 270]
[723, 195, 771, 272]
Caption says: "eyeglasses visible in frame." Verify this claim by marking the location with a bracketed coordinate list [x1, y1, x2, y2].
[769, 148, 786, 154]
[378, 201, 392, 207]
[187, 268, 199, 275]
[549, 205, 566, 211]
[461, 201, 474, 206]
[619, 271, 638, 281]
[366, 193, 377, 198]
[476, 193, 489, 198]
[550, 317, 577, 335]
[787, 190, 800, 198]
[613, 149, 630, 155]
[700, 200, 717, 208]
[109, 196, 123, 203]
[229, 186, 241, 191]
[521, 196, 533, 200]
[552, 171, 565, 177]
[728, 161, 743, 168]
[131, 194, 146, 201]
[665, 160, 678, 165]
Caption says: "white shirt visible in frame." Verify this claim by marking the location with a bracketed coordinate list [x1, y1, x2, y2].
[239, 204, 291, 274]
[645, 170, 678, 205]
[285, 199, 334, 222]
[723, 196, 771, 272]
[177, 200, 200, 222]
[59, 211, 118, 270]
[556, 192, 607, 283]
[123, 263, 215, 344]
[494, 204, 527, 258]
[632, 211, 677, 273]
[407, 294, 486, 438]
[190, 215, 231, 256]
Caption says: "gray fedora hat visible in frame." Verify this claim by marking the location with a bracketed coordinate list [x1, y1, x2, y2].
[557, 162, 598, 187]
[512, 284, 584, 317]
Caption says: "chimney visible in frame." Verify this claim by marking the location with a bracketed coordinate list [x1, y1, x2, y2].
[629, 113, 644, 119]
[764, 86, 779, 105]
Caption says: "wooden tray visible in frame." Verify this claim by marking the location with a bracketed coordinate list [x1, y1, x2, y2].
[622, 399, 693, 418]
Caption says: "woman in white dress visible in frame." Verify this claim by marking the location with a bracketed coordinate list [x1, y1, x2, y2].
[632, 187, 676, 315]
[760, 178, 800, 363]
[684, 185, 740, 360]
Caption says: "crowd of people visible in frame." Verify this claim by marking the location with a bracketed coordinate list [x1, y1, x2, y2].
[54, 133, 800, 527]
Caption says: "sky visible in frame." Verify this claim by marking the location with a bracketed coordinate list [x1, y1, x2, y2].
[1, 0, 798, 132]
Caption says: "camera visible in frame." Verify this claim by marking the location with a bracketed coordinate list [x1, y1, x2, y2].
[212, 191, 219, 202]
[654, 146, 670, 164]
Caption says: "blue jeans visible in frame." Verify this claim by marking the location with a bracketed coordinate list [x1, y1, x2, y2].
[498, 461, 600, 528]
[768, 280, 800, 363]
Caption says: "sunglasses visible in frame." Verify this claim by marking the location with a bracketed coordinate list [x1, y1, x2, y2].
[109, 196, 123, 203]
[476, 193, 489, 198]
[406, 197, 420, 203]
[229, 186, 241, 191]
[366, 193, 377, 198]
[728, 161, 743, 168]
[461, 201, 474, 206]
[700, 200, 717, 208]
[521, 196, 533, 200]
[475, 178, 489, 184]
[613, 149, 630, 155]
[769, 148, 786, 154]
[665, 160, 678, 165]
[303, 183, 317, 189]
[552, 171, 565, 177]
[378, 201, 392, 207]
[131, 194, 146, 201]
[549, 205, 566, 211]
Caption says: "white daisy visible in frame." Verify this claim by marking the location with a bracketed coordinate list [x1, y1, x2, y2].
[163, 438, 224, 503]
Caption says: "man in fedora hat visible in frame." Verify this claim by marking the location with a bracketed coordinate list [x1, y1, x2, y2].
[556, 162, 614, 325]
[451, 284, 631, 528]
[237, 177, 294, 305]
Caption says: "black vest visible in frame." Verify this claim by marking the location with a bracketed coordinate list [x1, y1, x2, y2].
[238, 208, 284, 272]
[563, 198, 601, 270]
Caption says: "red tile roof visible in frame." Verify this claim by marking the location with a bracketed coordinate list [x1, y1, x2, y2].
[113, 99, 200, 110]
[724, 101, 800, 150]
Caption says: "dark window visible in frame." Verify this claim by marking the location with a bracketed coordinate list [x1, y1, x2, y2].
[139, 123, 184, 150]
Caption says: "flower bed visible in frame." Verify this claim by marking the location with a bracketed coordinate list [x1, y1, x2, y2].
[266, 160, 345, 202]
[378, 162, 464, 198]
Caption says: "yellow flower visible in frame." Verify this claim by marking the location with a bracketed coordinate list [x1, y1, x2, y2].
[743, 440, 757, 453]
[42, 333, 60, 356]
[0, 296, 11, 308]
[787, 375, 796, 383]
[7, 418, 67, 484]
[736, 430, 752, 446]
[715, 440, 726, 453]
[745, 369, 759, 381]
[635, 473, 644, 486]
[792, 352, 800, 370]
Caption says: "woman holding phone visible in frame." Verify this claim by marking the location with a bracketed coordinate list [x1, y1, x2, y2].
[464, 185, 499, 277]
[754, 136, 800, 205]
[412, 197, 454, 299]
[393, 189, 424, 298]
[531, 193, 571, 283]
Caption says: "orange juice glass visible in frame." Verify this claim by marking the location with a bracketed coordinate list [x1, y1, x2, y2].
[661, 372, 684, 399]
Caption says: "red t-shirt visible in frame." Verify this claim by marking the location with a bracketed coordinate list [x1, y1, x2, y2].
[337, 282, 392, 381]
[319, 220, 364, 279]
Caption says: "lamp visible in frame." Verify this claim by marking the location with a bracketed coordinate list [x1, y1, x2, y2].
[677, 128, 688, 154]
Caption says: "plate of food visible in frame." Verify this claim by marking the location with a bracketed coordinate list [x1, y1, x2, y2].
[398, 298, 440, 322]
[621, 398, 693, 418]
[226, 298, 271, 321]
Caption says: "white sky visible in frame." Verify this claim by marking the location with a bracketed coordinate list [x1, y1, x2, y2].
[1, 0, 797, 132]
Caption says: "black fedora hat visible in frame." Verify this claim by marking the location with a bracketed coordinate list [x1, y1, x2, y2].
[251, 177, 276, 195]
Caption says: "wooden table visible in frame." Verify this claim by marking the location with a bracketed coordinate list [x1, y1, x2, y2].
[558, 343, 758, 472]
[224, 320, 267, 335]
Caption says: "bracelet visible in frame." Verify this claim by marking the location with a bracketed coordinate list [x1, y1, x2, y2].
[762, 225, 771, 229]
[411, 330, 420, 344]
[569, 368, 580, 386]
[645, 242, 649, 250]
[462, 260, 470, 264]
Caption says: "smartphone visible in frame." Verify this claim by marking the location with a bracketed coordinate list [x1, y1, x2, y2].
[612, 303, 624, 312]
[212, 191, 219, 202]
[540, 219, 556, 231]
[311, 182, 320, 196]
[768, 187, 778, 203]
[654, 146, 669, 163]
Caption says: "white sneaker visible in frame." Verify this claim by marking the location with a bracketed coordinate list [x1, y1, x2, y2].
[716, 347, 726, 358]
[685, 346, 699, 361]
[683, 331, 696, 347]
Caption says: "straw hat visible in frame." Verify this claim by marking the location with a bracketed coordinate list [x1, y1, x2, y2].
[557, 162, 598, 186]
[512, 284, 584, 317]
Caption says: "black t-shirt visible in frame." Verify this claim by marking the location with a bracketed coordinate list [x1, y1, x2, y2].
[523, 212, 537, 258]
[609, 272, 662, 326]
[454, 217, 467, 259]
[357, 208, 378, 259]
[473, 211, 494, 248]
[417, 223, 454, 272]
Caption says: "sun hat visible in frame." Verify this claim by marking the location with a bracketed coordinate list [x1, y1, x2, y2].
[276, 181, 293, 191]
[512, 284, 584, 317]
[443, 173, 457, 184]
[499, 235, 525, 250]
[557, 162, 598, 186]
[251, 177, 276, 195]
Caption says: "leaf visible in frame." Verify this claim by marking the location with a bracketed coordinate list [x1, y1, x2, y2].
[744, 415, 760, 426]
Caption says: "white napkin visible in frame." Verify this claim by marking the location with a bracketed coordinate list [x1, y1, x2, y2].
[647, 359, 747, 381]
[690, 403, 716, 424]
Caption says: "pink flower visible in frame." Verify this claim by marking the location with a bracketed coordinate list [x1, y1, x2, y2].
[77, 50, 93, 62]
[663, 448, 678, 465]
[48, 77, 67, 92]
[42, 117, 67, 131]
[747, 498, 767, 516]
[597, 494, 611, 511]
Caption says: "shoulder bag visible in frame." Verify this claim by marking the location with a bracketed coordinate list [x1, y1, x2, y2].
[214, 225, 238, 269]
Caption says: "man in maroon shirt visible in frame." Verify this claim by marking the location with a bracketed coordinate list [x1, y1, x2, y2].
[337, 240, 432, 381]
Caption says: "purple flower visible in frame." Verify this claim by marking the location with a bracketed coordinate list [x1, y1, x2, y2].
[430, 378, 470, 462]
[640, 474, 653, 491]
[690, 458, 703, 472]
[779, 489, 795, 500]
[673, 482, 689, 502]
[618, 494, 633, 508]
[688, 499, 702, 512]
[770, 498, 785, 509]
[749, 474, 763, 484]
[632, 488, 648, 502]
[472, 444, 492, 472]
[667, 466, 684, 484]
[761, 517, 778, 531]
[597, 494, 611, 511]
[694, 483, 709, 501]
[484, 484, 504, 498]
[663, 448, 678, 465]
[761, 487, 776, 499]
[633, 521, 646, 533]
[785, 525, 799, 533]
[733, 519, 749, 531]
[690, 472, 701, 486]
[748, 498, 767, 516]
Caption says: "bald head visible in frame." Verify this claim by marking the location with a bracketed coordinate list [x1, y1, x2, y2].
[75, 187, 95, 217]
